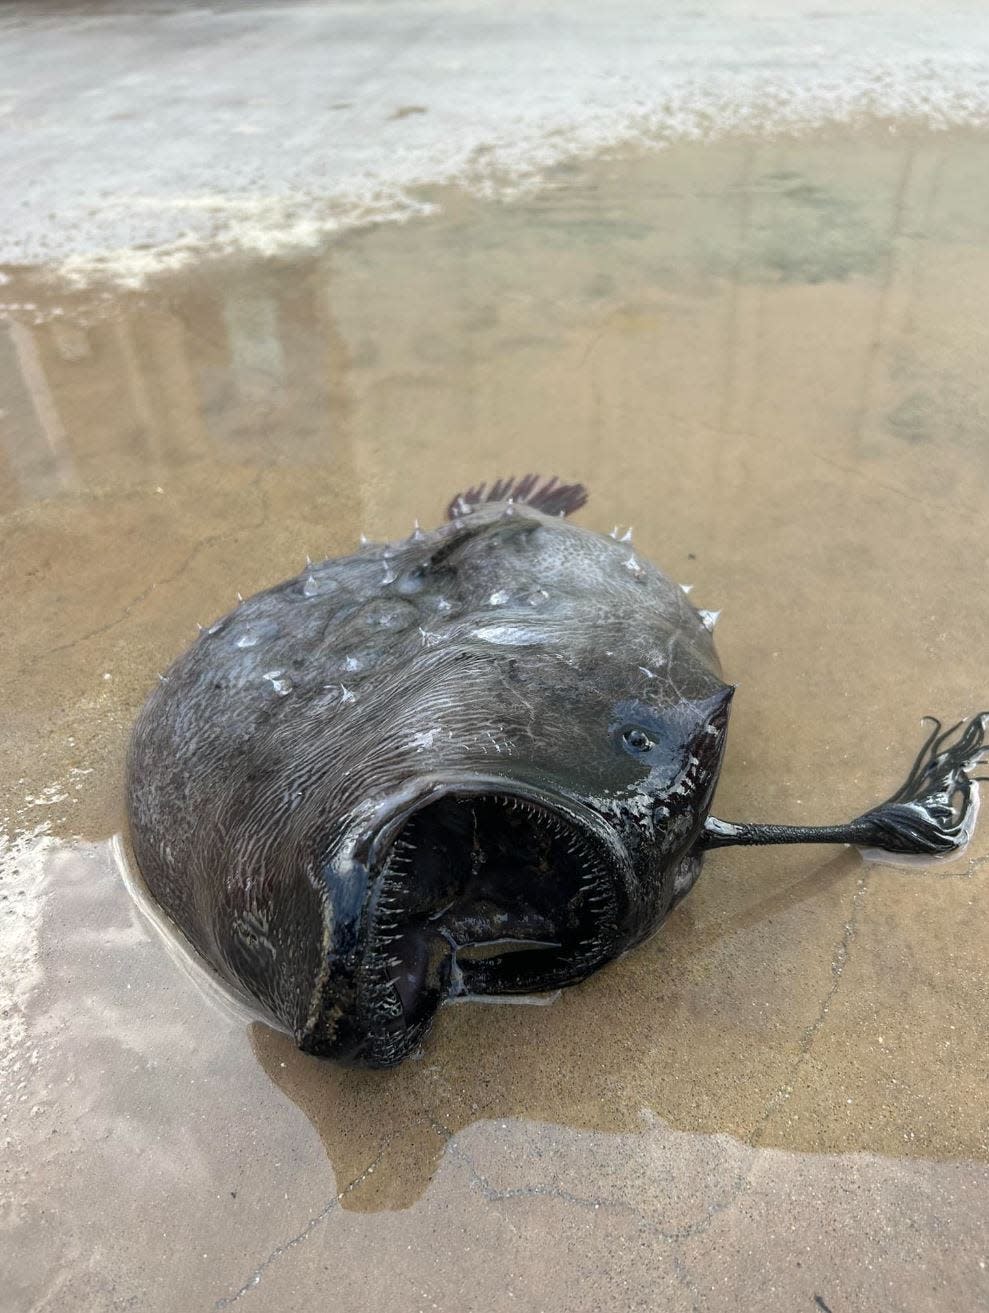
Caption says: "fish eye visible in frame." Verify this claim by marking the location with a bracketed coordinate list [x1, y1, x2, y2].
[622, 726, 655, 754]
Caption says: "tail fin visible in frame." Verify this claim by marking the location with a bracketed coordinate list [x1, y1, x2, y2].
[702, 711, 988, 862]
[854, 712, 988, 858]
[447, 475, 588, 521]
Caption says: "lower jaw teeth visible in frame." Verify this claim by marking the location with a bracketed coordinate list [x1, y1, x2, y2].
[363, 795, 618, 1053]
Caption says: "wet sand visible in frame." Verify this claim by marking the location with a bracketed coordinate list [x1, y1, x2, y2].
[3, 130, 989, 1311]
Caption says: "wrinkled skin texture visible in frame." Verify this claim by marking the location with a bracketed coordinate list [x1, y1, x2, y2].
[127, 486, 735, 1066]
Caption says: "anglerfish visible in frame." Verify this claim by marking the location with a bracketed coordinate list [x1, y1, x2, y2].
[126, 476, 987, 1066]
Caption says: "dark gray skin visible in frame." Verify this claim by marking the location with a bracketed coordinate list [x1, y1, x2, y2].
[127, 476, 988, 1067]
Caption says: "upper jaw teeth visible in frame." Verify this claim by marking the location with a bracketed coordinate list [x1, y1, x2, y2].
[362, 792, 618, 1025]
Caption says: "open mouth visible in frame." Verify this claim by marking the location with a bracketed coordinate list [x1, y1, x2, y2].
[358, 790, 620, 1067]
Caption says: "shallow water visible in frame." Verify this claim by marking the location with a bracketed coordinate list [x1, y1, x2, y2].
[3, 130, 989, 1311]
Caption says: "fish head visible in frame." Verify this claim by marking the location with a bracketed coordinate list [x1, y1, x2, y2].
[305, 639, 733, 1068]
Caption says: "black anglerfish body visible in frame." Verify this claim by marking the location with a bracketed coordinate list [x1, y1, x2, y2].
[127, 477, 987, 1067]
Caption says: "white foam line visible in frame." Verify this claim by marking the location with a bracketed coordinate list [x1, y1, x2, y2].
[4, 1, 989, 283]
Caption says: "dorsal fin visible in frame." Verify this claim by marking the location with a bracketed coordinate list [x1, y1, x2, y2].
[446, 475, 588, 521]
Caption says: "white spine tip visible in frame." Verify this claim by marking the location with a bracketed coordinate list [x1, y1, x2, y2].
[236, 592, 244, 603]
[609, 526, 620, 539]
[619, 527, 634, 543]
[359, 533, 370, 546]
[680, 583, 693, 595]
[698, 609, 721, 631]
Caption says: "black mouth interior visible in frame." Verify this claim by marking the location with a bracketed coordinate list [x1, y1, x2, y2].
[360, 794, 615, 1065]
